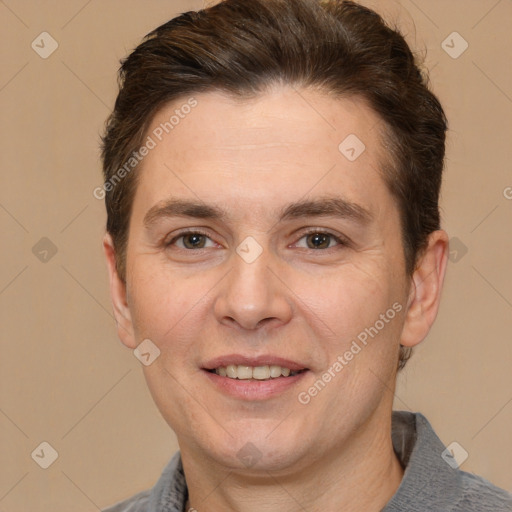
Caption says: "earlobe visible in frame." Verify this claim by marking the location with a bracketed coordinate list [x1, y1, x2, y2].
[103, 233, 138, 349]
[400, 230, 449, 348]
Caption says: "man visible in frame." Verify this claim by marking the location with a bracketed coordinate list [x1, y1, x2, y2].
[100, 0, 512, 510]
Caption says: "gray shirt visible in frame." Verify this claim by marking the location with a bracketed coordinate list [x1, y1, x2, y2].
[103, 411, 512, 511]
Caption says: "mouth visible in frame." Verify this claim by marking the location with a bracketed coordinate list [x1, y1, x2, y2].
[201, 355, 310, 400]
[207, 365, 307, 380]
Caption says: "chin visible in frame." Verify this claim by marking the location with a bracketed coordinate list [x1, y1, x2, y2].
[197, 420, 311, 473]
[213, 446, 304, 474]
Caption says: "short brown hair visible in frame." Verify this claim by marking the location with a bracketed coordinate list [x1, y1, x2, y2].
[101, 0, 447, 369]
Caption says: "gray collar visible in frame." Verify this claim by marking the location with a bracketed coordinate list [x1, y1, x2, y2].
[382, 411, 463, 511]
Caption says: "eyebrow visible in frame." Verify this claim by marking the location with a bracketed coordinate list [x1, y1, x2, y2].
[143, 196, 373, 229]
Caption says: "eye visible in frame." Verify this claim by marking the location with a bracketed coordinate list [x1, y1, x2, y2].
[166, 231, 217, 250]
[294, 231, 345, 250]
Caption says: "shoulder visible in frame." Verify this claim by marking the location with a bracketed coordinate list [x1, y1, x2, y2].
[102, 488, 151, 512]
[386, 411, 512, 512]
[415, 412, 512, 511]
[454, 470, 512, 511]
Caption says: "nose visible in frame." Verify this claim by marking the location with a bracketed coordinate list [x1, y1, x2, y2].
[213, 246, 293, 331]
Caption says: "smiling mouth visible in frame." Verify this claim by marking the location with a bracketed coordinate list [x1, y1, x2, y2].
[207, 365, 307, 380]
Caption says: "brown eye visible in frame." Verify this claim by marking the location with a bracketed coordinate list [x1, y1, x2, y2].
[167, 231, 215, 249]
[306, 233, 334, 249]
[183, 233, 207, 249]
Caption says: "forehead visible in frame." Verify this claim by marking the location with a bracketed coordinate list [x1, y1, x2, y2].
[132, 86, 394, 222]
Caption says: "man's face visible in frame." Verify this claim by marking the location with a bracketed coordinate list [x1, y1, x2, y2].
[119, 87, 413, 472]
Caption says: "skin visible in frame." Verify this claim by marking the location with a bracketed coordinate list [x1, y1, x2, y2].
[104, 86, 448, 512]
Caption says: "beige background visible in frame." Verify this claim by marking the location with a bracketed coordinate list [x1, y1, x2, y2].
[0, 0, 510, 510]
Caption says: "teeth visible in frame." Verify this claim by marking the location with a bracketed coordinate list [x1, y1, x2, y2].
[253, 366, 270, 380]
[226, 365, 237, 378]
[237, 365, 253, 379]
[213, 365, 301, 380]
[269, 365, 282, 378]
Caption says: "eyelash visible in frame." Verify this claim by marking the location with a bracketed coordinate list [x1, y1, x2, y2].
[165, 229, 216, 249]
[165, 228, 349, 251]
[298, 228, 348, 245]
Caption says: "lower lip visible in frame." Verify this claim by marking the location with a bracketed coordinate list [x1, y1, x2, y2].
[202, 369, 309, 401]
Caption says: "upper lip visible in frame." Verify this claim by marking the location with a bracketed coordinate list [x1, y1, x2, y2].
[202, 354, 308, 372]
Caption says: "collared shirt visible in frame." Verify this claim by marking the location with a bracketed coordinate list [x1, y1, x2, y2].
[103, 411, 512, 511]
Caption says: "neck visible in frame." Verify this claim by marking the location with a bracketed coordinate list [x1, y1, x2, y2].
[182, 410, 403, 512]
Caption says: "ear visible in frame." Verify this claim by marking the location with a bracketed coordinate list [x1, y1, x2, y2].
[400, 230, 449, 348]
[103, 232, 138, 349]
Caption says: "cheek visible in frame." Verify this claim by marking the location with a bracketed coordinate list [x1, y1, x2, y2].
[292, 261, 407, 403]
[294, 265, 405, 412]
[126, 257, 207, 348]
[293, 262, 398, 344]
